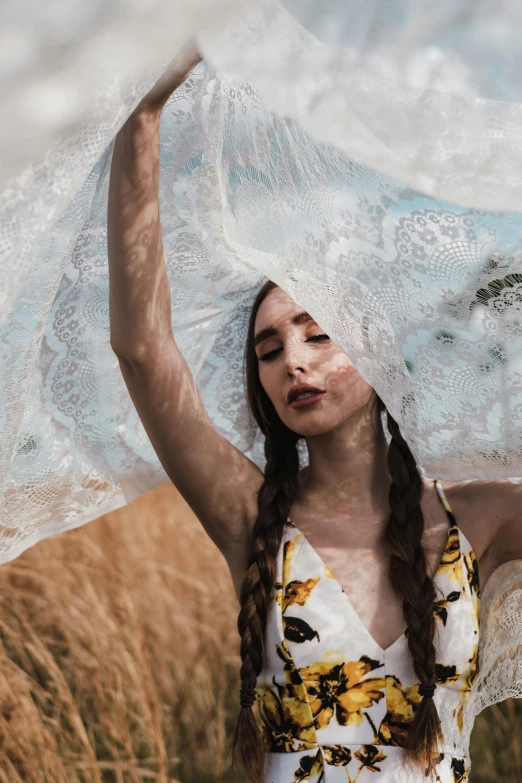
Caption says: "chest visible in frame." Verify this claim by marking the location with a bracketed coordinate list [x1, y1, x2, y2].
[269, 520, 480, 700]
[285, 509, 454, 651]
[296, 524, 448, 649]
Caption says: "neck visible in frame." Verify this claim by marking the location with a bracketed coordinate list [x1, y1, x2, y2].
[298, 397, 391, 520]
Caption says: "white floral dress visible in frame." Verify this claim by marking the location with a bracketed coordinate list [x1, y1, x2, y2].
[256, 481, 480, 782]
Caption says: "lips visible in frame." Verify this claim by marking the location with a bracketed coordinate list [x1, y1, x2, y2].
[287, 384, 325, 404]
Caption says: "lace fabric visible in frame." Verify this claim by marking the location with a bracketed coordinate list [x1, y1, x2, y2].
[1, 0, 522, 742]
[471, 561, 522, 715]
[202, 0, 522, 212]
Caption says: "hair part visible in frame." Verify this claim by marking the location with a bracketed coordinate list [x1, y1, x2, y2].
[228, 280, 442, 782]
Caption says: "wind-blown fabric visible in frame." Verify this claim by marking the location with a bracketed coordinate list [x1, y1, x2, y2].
[1, 0, 522, 731]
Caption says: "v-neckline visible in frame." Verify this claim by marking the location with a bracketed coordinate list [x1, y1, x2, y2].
[286, 507, 458, 655]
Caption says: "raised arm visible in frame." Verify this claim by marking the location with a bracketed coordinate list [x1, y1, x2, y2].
[107, 47, 263, 596]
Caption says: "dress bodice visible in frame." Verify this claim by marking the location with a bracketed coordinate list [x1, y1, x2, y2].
[255, 480, 480, 782]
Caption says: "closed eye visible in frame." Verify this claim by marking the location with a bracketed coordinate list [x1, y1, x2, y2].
[258, 334, 330, 362]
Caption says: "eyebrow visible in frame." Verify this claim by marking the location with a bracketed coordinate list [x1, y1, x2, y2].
[254, 311, 313, 348]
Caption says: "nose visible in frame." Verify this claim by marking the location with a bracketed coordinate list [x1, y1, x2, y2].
[286, 364, 305, 379]
[284, 342, 307, 377]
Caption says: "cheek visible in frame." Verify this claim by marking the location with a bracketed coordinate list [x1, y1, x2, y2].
[322, 353, 358, 385]
[325, 356, 374, 400]
[258, 362, 278, 398]
[333, 361, 357, 379]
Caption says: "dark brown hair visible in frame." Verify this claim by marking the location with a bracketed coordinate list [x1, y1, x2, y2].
[230, 280, 442, 781]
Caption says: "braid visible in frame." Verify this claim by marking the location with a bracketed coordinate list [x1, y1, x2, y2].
[384, 408, 443, 773]
[238, 279, 442, 779]
[229, 423, 300, 783]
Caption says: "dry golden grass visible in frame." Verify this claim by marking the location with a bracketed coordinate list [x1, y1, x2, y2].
[0, 482, 519, 782]
[0, 484, 241, 783]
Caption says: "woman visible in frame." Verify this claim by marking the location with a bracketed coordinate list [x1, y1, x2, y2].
[107, 50, 522, 783]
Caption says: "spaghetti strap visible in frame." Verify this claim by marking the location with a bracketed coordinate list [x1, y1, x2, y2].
[434, 478, 458, 528]
[261, 478, 480, 780]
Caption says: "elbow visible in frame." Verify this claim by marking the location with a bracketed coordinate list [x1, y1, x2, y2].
[110, 336, 173, 367]
[110, 340, 147, 367]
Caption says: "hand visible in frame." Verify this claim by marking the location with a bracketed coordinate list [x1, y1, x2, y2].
[134, 40, 202, 116]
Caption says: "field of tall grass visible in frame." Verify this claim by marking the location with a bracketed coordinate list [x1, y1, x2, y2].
[0, 482, 519, 782]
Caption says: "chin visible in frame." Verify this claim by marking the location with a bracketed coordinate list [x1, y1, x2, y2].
[283, 416, 337, 439]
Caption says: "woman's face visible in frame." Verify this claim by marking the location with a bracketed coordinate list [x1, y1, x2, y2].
[254, 287, 375, 436]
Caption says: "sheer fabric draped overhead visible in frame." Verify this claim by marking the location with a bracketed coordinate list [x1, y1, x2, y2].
[1, 0, 522, 729]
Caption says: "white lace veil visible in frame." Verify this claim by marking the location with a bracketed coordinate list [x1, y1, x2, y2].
[2, 0, 522, 735]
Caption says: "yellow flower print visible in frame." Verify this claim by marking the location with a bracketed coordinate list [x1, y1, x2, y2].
[292, 749, 324, 782]
[354, 745, 388, 773]
[299, 656, 385, 730]
[284, 615, 321, 644]
[428, 662, 473, 737]
[324, 564, 335, 580]
[276, 576, 321, 614]
[257, 679, 316, 752]
[438, 525, 463, 584]
[283, 535, 302, 586]
[434, 661, 469, 732]
[434, 590, 461, 626]
[452, 639, 479, 734]
[463, 550, 480, 599]
[322, 745, 352, 766]
[276, 639, 297, 670]
[323, 745, 387, 783]
[275, 640, 315, 691]
[434, 663, 460, 687]
[453, 702, 464, 735]
[451, 757, 468, 782]
[284, 577, 321, 612]
[378, 675, 422, 746]
[260, 642, 317, 751]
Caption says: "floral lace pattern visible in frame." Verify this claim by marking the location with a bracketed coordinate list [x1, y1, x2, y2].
[1, 0, 522, 732]
[256, 482, 480, 781]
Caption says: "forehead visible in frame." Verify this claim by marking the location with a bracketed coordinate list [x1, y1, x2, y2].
[254, 287, 307, 330]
